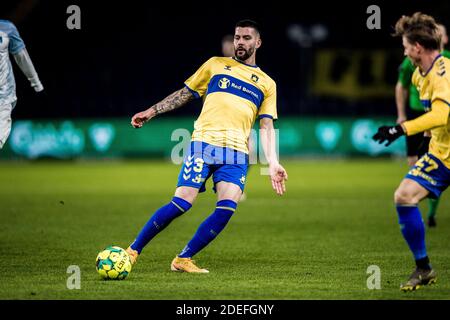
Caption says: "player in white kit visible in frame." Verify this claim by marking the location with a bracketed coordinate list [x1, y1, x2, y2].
[0, 19, 43, 149]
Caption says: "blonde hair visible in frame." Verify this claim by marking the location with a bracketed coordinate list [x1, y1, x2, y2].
[393, 12, 441, 50]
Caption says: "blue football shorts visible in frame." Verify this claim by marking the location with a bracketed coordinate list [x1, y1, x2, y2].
[176, 141, 249, 193]
[405, 152, 450, 198]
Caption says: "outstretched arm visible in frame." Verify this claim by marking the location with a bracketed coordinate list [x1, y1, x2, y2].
[259, 117, 288, 195]
[372, 100, 449, 146]
[401, 99, 449, 135]
[13, 48, 43, 92]
[131, 87, 194, 128]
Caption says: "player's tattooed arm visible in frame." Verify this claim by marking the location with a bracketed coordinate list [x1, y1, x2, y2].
[152, 87, 194, 115]
[131, 87, 194, 128]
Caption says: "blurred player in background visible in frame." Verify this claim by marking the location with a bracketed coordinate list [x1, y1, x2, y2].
[373, 12, 450, 291]
[395, 23, 449, 227]
[222, 34, 235, 57]
[126, 20, 288, 273]
[0, 19, 43, 149]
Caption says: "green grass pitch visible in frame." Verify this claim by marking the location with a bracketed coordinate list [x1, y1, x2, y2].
[0, 159, 449, 300]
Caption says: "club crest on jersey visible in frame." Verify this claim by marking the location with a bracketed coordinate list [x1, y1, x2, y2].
[251, 74, 259, 83]
[218, 77, 231, 89]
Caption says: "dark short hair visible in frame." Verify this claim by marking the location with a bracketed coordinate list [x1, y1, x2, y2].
[393, 12, 441, 50]
[235, 19, 261, 37]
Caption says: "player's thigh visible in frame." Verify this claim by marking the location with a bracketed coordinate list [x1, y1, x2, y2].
[175, 142, 213, 202]
[212, 163, 247, 202]
[215, 181, 242, 203]
[0, 104, 13, 147]
[394, 178, 429, 204]
[174, 186, 200, 204]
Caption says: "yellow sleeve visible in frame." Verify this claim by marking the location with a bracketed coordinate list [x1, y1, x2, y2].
[431, 71, 450, 103]
[403, 99, 449, 135]
[184, 58, 215, 98]
[258, 81, 277, 120]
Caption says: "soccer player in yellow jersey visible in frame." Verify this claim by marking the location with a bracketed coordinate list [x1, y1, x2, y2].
[395, 23, 449, 227]
[125, 20, 288, 273]
[373, 12, 450, 291]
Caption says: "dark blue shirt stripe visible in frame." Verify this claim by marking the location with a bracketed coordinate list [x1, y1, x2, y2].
[206, 74, 264, 108]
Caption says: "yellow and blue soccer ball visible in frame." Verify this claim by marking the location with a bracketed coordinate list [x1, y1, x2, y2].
[95, 246, 132, 280]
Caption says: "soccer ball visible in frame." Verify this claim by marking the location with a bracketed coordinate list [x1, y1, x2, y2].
[95, 246, 132, 280]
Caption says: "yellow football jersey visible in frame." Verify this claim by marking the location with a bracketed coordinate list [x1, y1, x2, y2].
[405, 54, 450, 168]
[184, 56, 277, 154]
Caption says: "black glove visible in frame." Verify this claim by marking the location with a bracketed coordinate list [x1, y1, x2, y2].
[372, 125, 405, 146]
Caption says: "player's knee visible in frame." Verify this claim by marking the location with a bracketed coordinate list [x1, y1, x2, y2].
[394, 188, 414, 204]
[174, 187, 198, 204]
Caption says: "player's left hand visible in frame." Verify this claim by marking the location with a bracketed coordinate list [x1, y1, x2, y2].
[372, 125, 405, 146]
[269, 162, 288, 196]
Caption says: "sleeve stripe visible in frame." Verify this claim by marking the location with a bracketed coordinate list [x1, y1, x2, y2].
[258, 114, 276, 120]
[184, 84, 200, 99]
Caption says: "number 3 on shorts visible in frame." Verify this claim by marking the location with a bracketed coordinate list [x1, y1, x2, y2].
[194, 158, 204, 173]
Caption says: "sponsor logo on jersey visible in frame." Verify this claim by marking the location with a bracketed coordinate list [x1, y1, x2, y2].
[218, 77, 231, 89]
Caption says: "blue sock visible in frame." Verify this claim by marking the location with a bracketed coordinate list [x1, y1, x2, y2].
[178, 200, 237, 258]
[396, 204, 428, 262]
[130, 197, 192, 254]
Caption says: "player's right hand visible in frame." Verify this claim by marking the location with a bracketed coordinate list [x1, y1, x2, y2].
[131, 109, 154, 128]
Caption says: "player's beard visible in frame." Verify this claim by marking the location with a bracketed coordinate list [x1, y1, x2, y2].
[235, 46, 255, 62]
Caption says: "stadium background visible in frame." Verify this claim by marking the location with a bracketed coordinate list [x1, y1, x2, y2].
[1, 0, 450, 300]
[2, 0, 449, 159]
